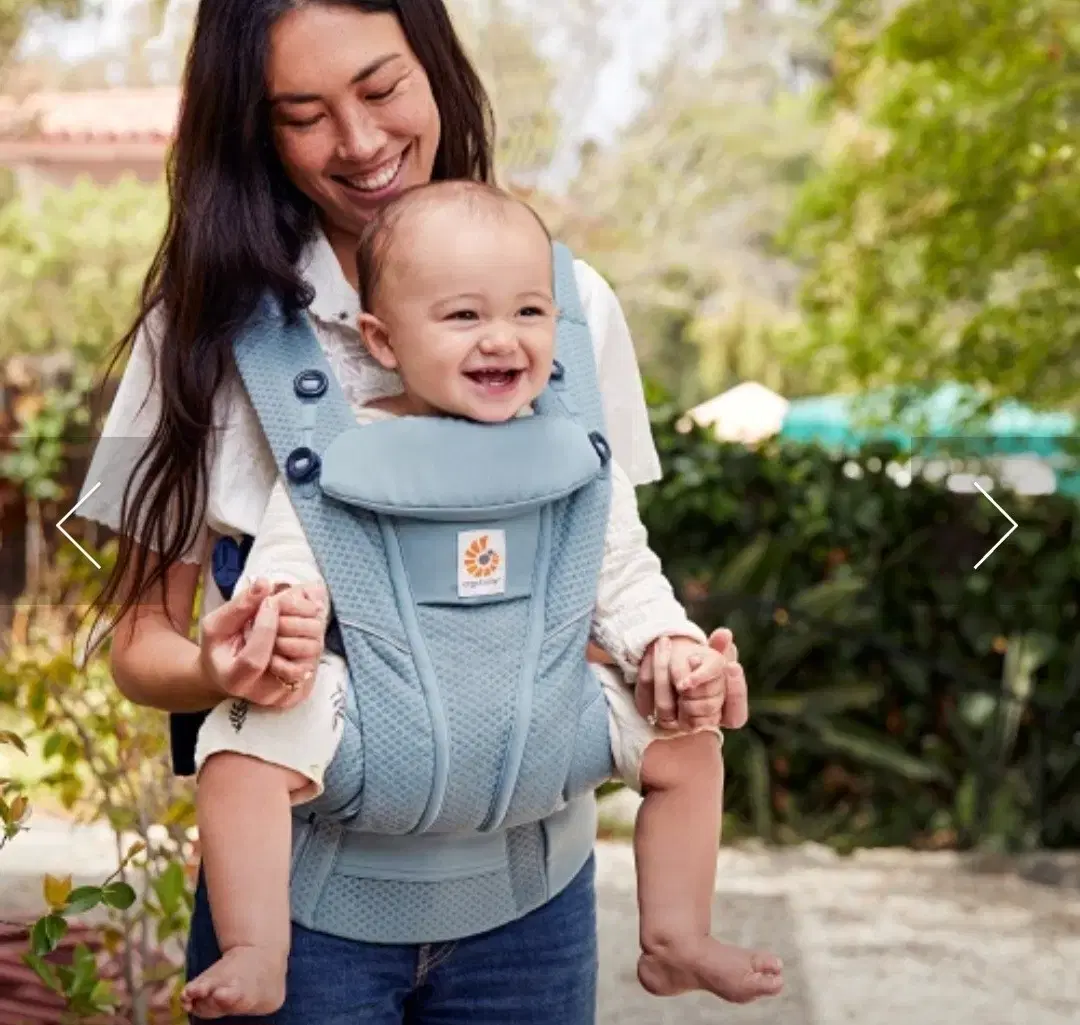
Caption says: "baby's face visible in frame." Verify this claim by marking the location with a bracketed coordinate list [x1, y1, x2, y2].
[365, 201, 556, 422]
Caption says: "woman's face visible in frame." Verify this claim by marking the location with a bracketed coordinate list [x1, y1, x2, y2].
[267, 5, 442, 245]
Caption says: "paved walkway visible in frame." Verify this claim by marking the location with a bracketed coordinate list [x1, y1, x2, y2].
[2, 812, 1078, 1024]
[595, 839, 1079, 1025]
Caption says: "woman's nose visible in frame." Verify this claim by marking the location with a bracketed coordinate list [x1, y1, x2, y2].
[335, 107, 389, 164]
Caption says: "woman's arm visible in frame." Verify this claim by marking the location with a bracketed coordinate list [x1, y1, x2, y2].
[86, 316, 315, 711]
[110, 552, 220, 711]
[109, 545, 317, 712]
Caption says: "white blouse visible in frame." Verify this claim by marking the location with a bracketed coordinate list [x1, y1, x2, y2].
[79, 228, 662, 613]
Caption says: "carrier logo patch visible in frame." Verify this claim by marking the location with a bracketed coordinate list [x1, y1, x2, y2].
[458, 530, 506, 597]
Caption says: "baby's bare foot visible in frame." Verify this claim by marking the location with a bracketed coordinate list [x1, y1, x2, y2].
[638, 936, 784, 1003]
[181, 945, 287, 1019]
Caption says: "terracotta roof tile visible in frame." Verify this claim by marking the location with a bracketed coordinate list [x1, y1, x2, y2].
[0, 88, 180, 143]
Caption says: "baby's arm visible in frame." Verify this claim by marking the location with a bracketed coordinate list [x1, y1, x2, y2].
[590, 460, 707, 681]
[593, 463, 738, 736]
[239, 478, 325, 592]
[197, 477, 341, 797]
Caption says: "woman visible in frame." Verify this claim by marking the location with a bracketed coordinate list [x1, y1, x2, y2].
[82, 2, 749, 1021]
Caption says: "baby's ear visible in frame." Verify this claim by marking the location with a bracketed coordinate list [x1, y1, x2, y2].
[358, 313, 396, 370]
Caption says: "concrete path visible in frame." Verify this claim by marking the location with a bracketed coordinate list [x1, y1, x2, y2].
[595, 839, 1079, 1025]
[2, 812, 1078, 1024]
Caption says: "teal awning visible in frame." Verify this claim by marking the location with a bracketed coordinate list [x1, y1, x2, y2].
[780, 383, 1080, 494]
[781, 383, 1075, 457]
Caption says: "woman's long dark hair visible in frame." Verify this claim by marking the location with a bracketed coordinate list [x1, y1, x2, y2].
[91, 0, 493, 637]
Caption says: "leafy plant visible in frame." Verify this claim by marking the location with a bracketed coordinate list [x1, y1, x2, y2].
[2, 567, 196, 1021]
[640, 407, 1080, 851]
[786, 0, 1080, 407]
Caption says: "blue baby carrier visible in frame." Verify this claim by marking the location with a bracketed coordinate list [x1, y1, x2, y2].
[224, 242, 616, 943]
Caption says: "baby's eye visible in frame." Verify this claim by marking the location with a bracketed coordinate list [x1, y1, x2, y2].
[445, 309, 479, 321]
[519, 306, 547, 317]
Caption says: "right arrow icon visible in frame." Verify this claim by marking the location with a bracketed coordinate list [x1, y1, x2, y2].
[972, 481, 1017, 569]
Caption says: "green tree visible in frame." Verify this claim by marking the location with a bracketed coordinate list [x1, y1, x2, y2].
[448, 0, 561, 182]
[786, 0, 1080, 408]
[554, 0, 826, 405]
[0, 0, 80, 69]
[8, 0, 189, 88]
[450, 0, 629, 184]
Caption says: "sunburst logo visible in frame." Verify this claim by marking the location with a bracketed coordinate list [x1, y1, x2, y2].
[458, 528, 507, 596]
[463, 535, 501, 578]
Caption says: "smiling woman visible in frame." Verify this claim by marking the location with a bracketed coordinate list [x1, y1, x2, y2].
[76, 1, 684, 1023]
[266, 6, 445, 273]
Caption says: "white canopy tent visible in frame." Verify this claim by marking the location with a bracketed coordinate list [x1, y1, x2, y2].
[681, 381, 789, 444]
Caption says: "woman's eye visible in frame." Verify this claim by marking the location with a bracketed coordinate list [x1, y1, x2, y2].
[368, 80, 402, 102]
[283, 113, 324, 129]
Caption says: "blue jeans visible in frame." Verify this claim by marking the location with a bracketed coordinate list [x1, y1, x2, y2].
[186, 855, 598, 1024]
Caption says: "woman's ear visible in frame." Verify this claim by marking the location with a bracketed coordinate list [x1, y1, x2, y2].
[358, 313, 397, 370]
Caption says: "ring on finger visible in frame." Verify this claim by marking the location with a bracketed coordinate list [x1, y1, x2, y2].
[272, 669, 298, 691]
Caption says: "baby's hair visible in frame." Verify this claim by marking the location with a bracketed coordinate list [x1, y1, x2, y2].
[356, 180, 552, 312]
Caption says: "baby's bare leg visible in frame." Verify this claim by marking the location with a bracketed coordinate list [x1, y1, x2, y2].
[181, 753, 308, 1019]
[635, 731, 784, 1002]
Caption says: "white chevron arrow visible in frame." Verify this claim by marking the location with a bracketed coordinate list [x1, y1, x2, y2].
[57, 481, 102, 569]
[972, 481, 1017, 569]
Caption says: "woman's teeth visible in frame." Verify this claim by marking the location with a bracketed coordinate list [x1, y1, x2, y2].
[343, 155, 403, 192]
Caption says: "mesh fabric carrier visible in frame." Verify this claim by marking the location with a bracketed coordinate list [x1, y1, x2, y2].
[231, 243, 616, 943]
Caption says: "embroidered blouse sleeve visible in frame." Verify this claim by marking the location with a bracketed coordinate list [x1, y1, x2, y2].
[590, 460, 706, 681]
[574, 260, 662, 487]
[77, 310, 209, 564]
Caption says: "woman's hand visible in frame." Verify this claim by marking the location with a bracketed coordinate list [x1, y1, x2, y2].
[267, 581, 329, 699]
[198, 579, 328, 709]
[705, 627, 748, 727]
[636, 627, 749, 730]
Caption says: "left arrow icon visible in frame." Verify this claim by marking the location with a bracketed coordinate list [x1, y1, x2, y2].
[972, 481, 1017, 569]
[58, 481, 102, 569]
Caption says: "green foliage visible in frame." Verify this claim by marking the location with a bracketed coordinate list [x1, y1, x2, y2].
[0, 175, 183, 1021]
[786, 0, 1080, 407]
[448, 0, 562, 179]
[24, 853, 141, 1014]
[554, 2, 826, 406]
[0, 175, 166, 370]
[641, 405, 1080, 851]
[3, 586, 196, 1020]
[0, 0, 81, 68]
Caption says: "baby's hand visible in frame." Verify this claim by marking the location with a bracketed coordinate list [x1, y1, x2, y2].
[264, 582, 328, 708]
[636, 635, 732, 731]
[674, 641, 742, 732]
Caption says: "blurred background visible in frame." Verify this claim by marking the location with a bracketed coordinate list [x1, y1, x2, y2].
[0, 1, 1078, 1022]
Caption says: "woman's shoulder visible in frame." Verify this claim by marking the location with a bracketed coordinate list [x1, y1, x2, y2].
[562, 252, 663, 486]
[569, 257, 619, 316]
[567, 256, 627, 361]
[101, 304, 239, 431]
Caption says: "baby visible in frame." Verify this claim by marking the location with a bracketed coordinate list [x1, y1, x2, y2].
[181, 181, 783, 1018]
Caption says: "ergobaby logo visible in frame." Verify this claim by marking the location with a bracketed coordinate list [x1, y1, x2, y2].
[457, 530, 506, 597]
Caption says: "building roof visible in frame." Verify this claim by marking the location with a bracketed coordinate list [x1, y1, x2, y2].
[0, 87, 179, 143]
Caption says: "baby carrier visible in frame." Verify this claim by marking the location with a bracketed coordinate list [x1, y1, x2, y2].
[222, 242, 617, 943]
